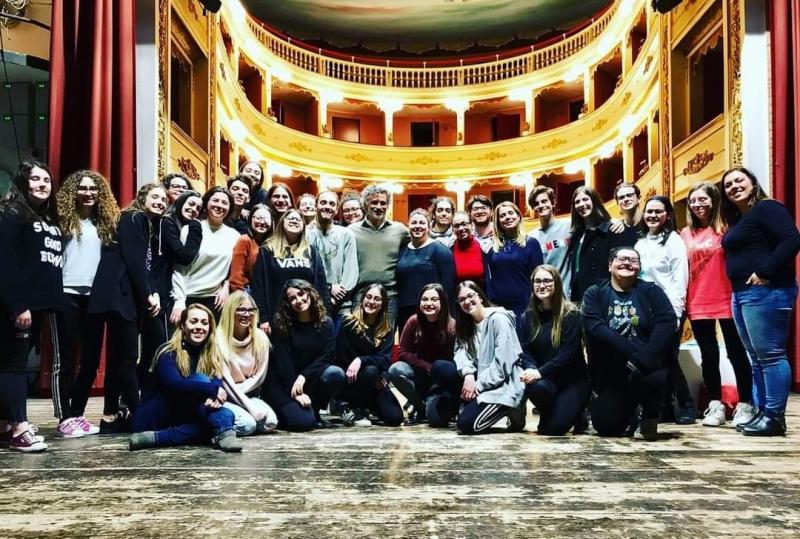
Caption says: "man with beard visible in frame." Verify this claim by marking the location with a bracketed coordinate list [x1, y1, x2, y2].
[348, 185, 410, 329]
[466, 195, 493, 252]
[308, 191, 358, 328]
[429, 196, 455, 248]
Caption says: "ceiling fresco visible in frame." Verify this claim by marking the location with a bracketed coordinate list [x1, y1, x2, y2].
[241, 0, 612, 56]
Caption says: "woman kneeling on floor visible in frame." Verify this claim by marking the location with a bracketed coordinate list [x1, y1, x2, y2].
[336, 284, 404, 427]
[216, 291, 278, 435]
[453, 281, 526, 435]
[129, 304, 242, 452]
[517, 265, 589, 435]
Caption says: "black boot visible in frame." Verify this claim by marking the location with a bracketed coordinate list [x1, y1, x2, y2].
[637, 418, 659, 442]
[742, 415, 786, 437]
[736, 409, 764, 432]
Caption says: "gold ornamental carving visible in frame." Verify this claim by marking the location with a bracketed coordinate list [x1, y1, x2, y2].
[157, 0, 169, 177]
[208, 13, 218, 187]
[682, 151, 715, 176]
[726, 0, 743, 165]
[219, 61, 227, 81]
[542, 139, 566, 150]
[477, 151, 508, 161]
[253, 123, 266, 136]
[645, 186, 658, 200]
[177, 157, 201, 181]
[643, 55, 653, 73]
[659, 18, 672, 196]
[410, 156, 441, 165]
[592, 118, 608, 132]
[621, 92, 632, 106]
[289, 141, 312, 153]
[345, 153, 373, 162]
[234, 98, 243, 112]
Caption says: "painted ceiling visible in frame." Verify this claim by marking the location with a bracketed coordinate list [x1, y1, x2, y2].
[241, 0, 612, 56]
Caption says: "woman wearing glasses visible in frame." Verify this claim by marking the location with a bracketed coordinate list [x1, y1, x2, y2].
[582, 247, 676, 441]
[517, 265, 589, 435]
[229, 204, 272, 293]
[634, 196, 694, 425]
[453, 281, 526, 435]
[161, 172, 190, 206]
[251, 208, 331, 327]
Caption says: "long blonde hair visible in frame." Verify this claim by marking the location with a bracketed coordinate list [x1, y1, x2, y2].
[492, 201, 527, 252]
[151, 304, 224, 379]
[265, 208, 310, 258]
[524, 264, 578, 349]
[216, 291, 269, 371]
[345, 284, 392, 346]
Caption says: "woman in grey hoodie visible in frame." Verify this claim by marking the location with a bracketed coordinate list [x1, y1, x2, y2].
[454, 281, 527, 434]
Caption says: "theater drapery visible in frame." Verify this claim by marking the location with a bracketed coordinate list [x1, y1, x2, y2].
[770, 0, 800, 390]
[47, 0, 137, 205]
[43, 0, 138, 396]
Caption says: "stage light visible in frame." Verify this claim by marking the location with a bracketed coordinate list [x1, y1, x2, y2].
[445, 180, 471, 193]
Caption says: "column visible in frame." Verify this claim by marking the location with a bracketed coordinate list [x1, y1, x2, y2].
[583, 69, 595, 113]
[261, 69, 272, 117]
[622, 34, 633, 77]
[135, 0, 159, 186]
[377, 99, 402, 146]
[623, 138, 635, 183]
[444, 98, 469, 145]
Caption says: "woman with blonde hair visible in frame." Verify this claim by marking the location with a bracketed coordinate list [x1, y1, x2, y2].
[484, 201, 543, 319]
[216, 291, 277, 435]
[52, 169, 120, 438]
[251, 207, 331, 325]
[517, 265, 589, 435]
[130, 303, 241, 451]
[680, 182, 753, 427]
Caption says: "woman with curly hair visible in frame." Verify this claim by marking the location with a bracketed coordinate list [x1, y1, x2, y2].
[262, 280, 344, 431]
[130, 303, 242, 452]
[336, 284, 403, 427]
[251, 208, 331, 325]
[216, 291, 277, 435]
[52, 170, 120, 438]
[0, 161, 63, 452]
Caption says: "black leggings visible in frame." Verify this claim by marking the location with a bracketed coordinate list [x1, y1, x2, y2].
[102, 313, 140, 416]
[138, 310, 170, 394]
[55, 294, 105, 419]
[339, 364, 403, 426]
[591, 368, 668, 437]
[690, 318, 752, 402]
[526, 378, 590, 435]
[665, 315, 693, 409]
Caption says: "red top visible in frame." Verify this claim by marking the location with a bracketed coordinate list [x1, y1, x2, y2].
[453, 238, 485, 285]
[397, 315, 456, 374]
[229, 235, 260, 292]
[680, 226, 732, 320]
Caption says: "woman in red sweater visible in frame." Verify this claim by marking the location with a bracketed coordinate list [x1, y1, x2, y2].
[451, 211, 485, 288]
[387, 283, 461, 427]
[229, 204, 272, 292]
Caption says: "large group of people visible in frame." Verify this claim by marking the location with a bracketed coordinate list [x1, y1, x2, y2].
[0, 160, 797, 454]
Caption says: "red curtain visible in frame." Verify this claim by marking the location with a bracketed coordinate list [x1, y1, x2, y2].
[770, 0, 800, 390]
[48, 0, 137, 205]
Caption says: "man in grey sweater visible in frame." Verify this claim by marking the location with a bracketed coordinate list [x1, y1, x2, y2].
[308, 191, 359, 329]
[528, 185, 572, 296]
[348, 185, 410, 329]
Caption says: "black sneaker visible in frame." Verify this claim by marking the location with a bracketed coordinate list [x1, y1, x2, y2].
[404, 407, 427, 426]
[676, 405, 697, 425]
[99, 412, 131, 435]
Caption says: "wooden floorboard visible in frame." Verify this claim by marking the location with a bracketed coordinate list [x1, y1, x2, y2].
[2, 396, 799, 538]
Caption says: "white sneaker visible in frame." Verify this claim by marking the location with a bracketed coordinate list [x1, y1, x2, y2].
[702, 400, 726, 427]
[341, 407, 372, 427]
[731, 402, 757, 427]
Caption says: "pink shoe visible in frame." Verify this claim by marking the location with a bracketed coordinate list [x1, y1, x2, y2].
[57, 417, 87, 438]
[9, 429, 48, 452]
[76, 416, 100, 435]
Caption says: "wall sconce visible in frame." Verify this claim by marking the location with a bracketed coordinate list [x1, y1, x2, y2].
[509, 172, 533, 188]
[379, 181, 404, 194]
[268, 162, 293, 178]
[320, 174, 344, 190]
[443, 97, 470, 114]
[376, 97, 403, 115]
[445, 180, 471, 193]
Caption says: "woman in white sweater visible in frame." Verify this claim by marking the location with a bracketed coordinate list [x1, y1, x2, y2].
[634, 195, 694, 424]
[171, 186, 240, 322]
[216, 290, 277, 435]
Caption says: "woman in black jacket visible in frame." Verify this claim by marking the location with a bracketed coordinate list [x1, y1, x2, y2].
[0, 161, 63, 452]
[517, 265, 589, 436]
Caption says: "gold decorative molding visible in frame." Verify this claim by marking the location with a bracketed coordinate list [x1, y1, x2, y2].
[682, 151, 715, 176]
[409, 156, 441, 165]
[621, 92, 632, 106]
[219, 61, 226, 81]
[177, 157, 201, 180]
[643, 55, 654, 73]
[253, 123, 266, 136]
[234, 98, 242, 112]
[171, 20, 192, 53]
[592, 118, 608, 132]
[288, 141, 312, 153]
[208, 13, 218, 187]
[659, 17, 672, 196]
[645, 186, 658, 200]
[726, 0, 743, 166]
[345, 153, 373, 162]
[542, 138, 566, 150]
[477, 151, 508, 161]
[157, 0, 170, 177]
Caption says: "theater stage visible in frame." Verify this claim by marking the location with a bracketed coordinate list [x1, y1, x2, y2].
[2, 397, 799, 538]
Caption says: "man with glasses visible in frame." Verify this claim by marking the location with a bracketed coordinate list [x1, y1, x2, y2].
[614, 182, 643, 229]
[582, 246, 676, 441]
[466, 195, 494, 252]
[161, 172, 191, 205]
[308, 191, 359, 329]
[528, 185, 572, 296]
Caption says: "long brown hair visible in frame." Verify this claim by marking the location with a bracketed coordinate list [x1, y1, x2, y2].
[273, 279, 328, 338]
[719, 167, 769, 225]
[55, 169, 120, 245]
[151, 304, 224, 379]
[686, 181, 725, 234]
[570, 185, 611, 235]
[344, 284, 392, 346]
[413, 283, 453, 345]
[454, 281, 494, 348]
[525, 264, 577, 348]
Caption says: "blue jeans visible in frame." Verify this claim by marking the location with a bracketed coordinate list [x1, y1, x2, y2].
[732, 284, 797, 418]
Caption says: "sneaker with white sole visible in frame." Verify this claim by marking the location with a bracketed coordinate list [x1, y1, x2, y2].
[76, 416, 100, 436]
[341, 406, 372, 427]
[57, 417, 87, 438]
[702, 400, 727, 427]
[9, 429, 48, 453]
[731, 402, 757, 427]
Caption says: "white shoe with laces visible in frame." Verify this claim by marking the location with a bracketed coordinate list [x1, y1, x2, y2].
[702, 400, 726, 427]
[731, 402, 757, 427]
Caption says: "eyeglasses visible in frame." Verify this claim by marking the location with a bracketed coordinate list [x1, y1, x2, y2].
[614, 255, 641, 265]
[533, 278, 554, 287]
[235, 307, 257, 315]
[77, 186, 99, 193]
[458, 291, 479, 304]
[342, 208, 361, 214]
[452, 222, 470, 229]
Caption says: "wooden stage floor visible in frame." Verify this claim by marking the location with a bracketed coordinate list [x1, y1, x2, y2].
[2, 396, 799, 538]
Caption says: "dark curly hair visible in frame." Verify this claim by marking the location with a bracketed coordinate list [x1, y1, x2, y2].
[272, 279, 328, 338]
